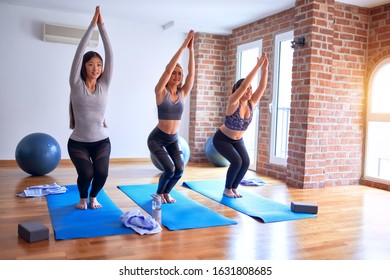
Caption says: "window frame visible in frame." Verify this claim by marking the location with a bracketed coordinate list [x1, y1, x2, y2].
[269, 30, 294, 166]
[364, 56, 390, 183]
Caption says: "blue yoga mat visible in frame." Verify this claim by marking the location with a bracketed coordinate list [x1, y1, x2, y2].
[46, 185, 135, 240]
[182, 180, 316, 223]
[117, 184, 237, 230]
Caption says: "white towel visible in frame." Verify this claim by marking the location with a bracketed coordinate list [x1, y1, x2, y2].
[17, 182, 67, 197]
[120, 208, 162, 235]
[240, 178, 265, 186]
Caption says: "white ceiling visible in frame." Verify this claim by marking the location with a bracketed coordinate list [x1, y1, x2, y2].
[1, 0, 388, 34]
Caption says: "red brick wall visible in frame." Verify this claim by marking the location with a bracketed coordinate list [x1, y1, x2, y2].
[367, 3, 390, 71]
[189, 34, 228, 162]
[286, 0, 369, 188]
[286, 0, 335, 188]
[327, 3, 368, 186]
[190, 0, 390, 189]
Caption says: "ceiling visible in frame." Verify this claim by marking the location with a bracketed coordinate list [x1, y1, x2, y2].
[1, 0, 388, 34]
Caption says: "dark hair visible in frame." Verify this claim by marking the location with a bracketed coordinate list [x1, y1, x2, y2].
[69, 101, 75, 129]
[80, 51, 103, 81]
[70, 51, 106, 129]
[232, 78, 244, 93]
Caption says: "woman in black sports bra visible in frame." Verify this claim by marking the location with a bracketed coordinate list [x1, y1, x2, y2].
[147, 30, 195, 204]
[213, 52, 269, 198]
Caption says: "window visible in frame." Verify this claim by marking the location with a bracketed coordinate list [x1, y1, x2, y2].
[270, 31, 294, 166]
[236, 40, 263, 170]
[364, 57, 390, 182]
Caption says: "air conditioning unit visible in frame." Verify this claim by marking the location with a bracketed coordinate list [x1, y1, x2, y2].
[43, 23, 99, 47]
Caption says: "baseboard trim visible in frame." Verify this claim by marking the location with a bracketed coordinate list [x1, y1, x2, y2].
[0, 158, 151, 168]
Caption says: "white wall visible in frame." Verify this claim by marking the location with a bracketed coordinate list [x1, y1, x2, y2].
[0, 3, 190, 160]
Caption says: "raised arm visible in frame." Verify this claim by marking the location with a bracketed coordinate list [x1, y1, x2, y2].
[250, 52, 268, 104]
[228, 54, 266, 106]
[96, 7, 113, 86]
[180, 32, 195, 98]
[154, 30, 195, 97]
[69, 7, 100, 86]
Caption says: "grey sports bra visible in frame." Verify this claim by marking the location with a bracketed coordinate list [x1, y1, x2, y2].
[157, 90, 184, 120]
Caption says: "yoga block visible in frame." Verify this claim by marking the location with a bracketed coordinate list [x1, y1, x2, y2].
[291, 202, 318, 214]
[18, 221, 49, 243]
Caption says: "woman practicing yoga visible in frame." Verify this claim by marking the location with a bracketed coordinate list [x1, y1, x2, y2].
[147, 30, 195, 204]
[213, 52, 269, 198]
[67, 6, 113, 210]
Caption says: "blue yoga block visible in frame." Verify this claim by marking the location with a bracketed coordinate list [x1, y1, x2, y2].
[18, 221, 49, 243]
[291, 202, 318, 214]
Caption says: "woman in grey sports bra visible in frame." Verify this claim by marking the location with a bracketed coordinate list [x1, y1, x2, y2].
[212, 52, 269, 198]
[147, 30, 195, 204]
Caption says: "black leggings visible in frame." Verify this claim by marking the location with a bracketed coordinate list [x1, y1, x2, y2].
[67, 138, 111, 199]
[147, 127, 184, 194]
[212, 129, 250, 189]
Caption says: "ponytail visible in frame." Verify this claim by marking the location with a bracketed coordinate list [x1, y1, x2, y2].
[69, 101, 75, 129]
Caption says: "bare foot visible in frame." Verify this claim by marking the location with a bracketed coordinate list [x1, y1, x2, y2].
[90, 197, 102, 209]
[232, 189, 242, 198]
[223, 188, 237, 198]
[76, 198, 88, 210]
[157, 193, 167, 204]
[163, 193, 176, 203]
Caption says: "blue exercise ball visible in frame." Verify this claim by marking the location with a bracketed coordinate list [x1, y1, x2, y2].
[151, 135, 190, 171]
[205, 136, 229, 167]
[15, 132, 61, 176]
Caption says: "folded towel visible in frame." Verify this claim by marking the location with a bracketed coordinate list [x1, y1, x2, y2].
[240, 178, 265, 186]
[120, 209, 162, 235]
[17, 182, 67, 197]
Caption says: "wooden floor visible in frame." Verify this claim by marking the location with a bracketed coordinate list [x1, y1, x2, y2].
[1, 160, 390, 260]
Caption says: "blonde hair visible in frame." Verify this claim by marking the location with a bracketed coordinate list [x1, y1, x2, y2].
[166, 63, 184, 90]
